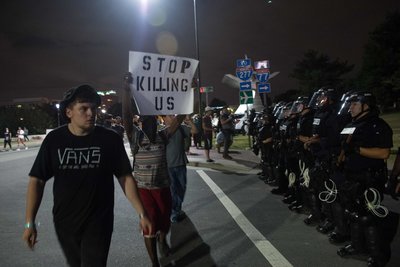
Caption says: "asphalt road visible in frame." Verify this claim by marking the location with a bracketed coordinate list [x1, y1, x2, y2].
[1, 147, 399, 267]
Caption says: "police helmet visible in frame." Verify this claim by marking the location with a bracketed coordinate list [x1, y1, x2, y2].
[348, 91, 376, 108]
[337, 90, 354, 116]
[277, 102, 293, 120]
[290, 96, 309, 114]
[308, 88, 336, 109]
[272, 101, 285, 115]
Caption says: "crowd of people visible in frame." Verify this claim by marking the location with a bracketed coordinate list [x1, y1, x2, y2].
[19, 74, 400, 266]
[249, 88, 400, 267]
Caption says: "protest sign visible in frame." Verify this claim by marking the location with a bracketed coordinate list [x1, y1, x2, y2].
[128, 51, 199, 115]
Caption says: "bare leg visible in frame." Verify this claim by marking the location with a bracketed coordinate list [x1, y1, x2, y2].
[144, 237, 159, 267]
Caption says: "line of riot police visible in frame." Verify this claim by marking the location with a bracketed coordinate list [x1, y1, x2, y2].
[248, 88, 398, 267]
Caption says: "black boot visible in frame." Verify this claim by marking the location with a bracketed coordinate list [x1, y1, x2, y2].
[337, 221, 365, 257]
[329, 201, 350, 243]
[316, 219, 334, 234]
[304, 193, 322, 225]
[365, 224, 389, 267]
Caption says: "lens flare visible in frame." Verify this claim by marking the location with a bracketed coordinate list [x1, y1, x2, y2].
[156, 31, 178, 55]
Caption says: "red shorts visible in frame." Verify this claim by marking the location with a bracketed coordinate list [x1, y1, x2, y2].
[139, 187, 172, 237]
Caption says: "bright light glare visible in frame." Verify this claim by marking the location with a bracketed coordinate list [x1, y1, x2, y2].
[140, 0, 148, 14]
[148, 7, 166, 26]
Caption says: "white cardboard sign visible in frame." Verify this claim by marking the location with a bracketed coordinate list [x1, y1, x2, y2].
[128, 51, 199, 115]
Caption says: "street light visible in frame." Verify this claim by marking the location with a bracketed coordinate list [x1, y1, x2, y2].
[193, 0, 202, 114]
[55, 103, 60, 127]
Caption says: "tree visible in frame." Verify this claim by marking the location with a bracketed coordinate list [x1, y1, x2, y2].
[290, 50, 354, 97]
[0, 104, 57, 135]
[273, 89, 301, 103]
[357, 11, 400, 110]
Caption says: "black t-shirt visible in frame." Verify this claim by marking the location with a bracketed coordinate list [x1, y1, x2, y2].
[29, 125, 132, 232]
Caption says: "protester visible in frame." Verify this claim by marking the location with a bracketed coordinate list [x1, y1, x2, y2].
[16, 126, 27, 150]
[24, 127, 30, 141]
[123, 73, 186, 267]
[192, 114, 202, 148]
[111, 116, 125, 139]
[202, 106, 215, 162]
[22, 84, 151, 267]
[3, 127, 12, 150]
[162, 115, 197, 223]
[219, 106, 235, 160]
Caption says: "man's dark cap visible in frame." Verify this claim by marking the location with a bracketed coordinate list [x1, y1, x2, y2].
[59, 84, 101, 121]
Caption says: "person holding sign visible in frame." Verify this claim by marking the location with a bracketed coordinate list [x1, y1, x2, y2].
[123, 73, 186, 267]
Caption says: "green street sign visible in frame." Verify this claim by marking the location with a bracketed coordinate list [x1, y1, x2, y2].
[239, 91, 253, 104]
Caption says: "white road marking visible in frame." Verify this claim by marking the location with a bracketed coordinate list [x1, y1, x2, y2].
[196, 170, 293, 267]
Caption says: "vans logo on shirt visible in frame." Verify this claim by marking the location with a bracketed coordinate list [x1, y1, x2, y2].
[58, 147, 101, 170]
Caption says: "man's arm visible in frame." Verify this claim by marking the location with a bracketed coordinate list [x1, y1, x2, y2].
[358, 147, 391, 160]
[165, 115, 186, 137]
[22, 177, 46, 250]
[220, 115, 231, 126]
[118, 174, 152, 234]
[184, 115, 198, 134]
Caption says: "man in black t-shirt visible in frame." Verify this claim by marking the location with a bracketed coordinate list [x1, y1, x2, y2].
[22, 85, 151, 267]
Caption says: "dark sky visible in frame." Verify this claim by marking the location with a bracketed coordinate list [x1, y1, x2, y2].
[1, 0, 399, 105]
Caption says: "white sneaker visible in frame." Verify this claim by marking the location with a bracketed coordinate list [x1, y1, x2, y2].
[25, 147, 28, 150]
[17, 148, 20, 151]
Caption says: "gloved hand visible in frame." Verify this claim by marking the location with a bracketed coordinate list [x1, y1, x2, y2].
[342, 142, 360, 155]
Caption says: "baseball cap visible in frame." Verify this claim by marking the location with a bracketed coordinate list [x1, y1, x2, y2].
[59, 84, 101, 121]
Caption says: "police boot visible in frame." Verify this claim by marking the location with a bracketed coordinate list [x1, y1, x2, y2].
[337, 221, 365, 257]
[282, 187, 295, 203]
[264, 165, 277, 184]
[365, 225, 388, 267]
[316, 218, 334, 234]
[330, 201, 350, 244]
[271, 166, 288, 195]
[304, 193, 322, 225]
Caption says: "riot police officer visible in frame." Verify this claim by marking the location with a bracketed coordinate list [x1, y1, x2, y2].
[303, 88, 341, 227]
[285, 97, 314, 211]
[336, 92, 393, 267]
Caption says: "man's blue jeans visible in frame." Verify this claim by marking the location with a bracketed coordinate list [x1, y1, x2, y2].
[169, 165, 187, 221]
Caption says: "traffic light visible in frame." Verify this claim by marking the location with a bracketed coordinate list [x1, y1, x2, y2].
[200, 87, 205, 93]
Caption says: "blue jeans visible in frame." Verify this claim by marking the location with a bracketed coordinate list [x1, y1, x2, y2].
[168, 165, 187, 221]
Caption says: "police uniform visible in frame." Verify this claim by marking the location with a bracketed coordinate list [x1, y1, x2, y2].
[337, 93, 393, 267]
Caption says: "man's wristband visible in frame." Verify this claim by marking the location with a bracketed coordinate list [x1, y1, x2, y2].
[24, 222, 36, 229]
[139, 213, 145, 220]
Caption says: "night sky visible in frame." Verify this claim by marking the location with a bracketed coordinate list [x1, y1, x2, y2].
[1, 0, 399, 105]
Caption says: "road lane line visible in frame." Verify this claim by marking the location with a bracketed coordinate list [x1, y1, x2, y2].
[196, 170, 293, 267]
